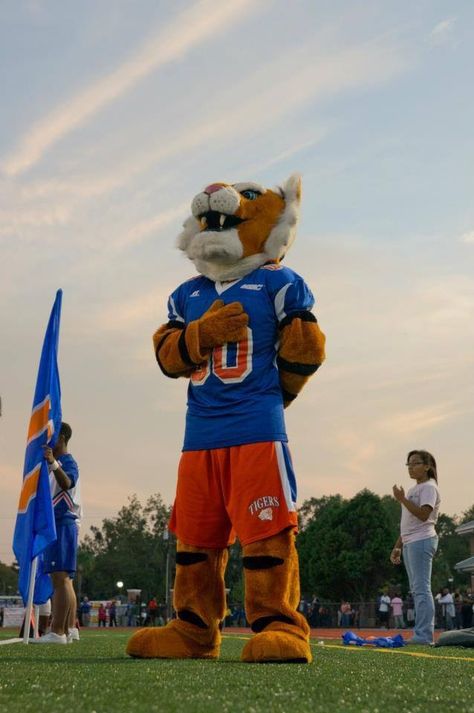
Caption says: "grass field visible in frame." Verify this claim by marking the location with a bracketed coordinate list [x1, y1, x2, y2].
[1, 629, 473, 713]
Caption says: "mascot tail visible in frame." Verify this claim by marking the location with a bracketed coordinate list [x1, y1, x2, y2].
[241, 529, 312, 663]
[126, 542, 228, 659]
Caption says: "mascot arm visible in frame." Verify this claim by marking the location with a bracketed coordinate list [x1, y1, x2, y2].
[153, 322, 196, 379]
[153, 300, 249, 378]
[277, 311, 326, 407]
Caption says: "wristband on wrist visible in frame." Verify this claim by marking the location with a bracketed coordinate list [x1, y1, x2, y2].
[50, 459, 60, 471]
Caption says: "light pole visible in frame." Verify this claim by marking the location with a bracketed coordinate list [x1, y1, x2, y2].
[163, 528, 171, 621]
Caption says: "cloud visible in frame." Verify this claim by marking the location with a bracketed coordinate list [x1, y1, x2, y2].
[429, 17, 456, 46]
[1, 0, 265, 177]
[92, 286, 170, 333]
[460, 230, 474, 244]
[113, 204, 188, 251]
[1, 34, 410, 242]
[377, 403, 461, 437]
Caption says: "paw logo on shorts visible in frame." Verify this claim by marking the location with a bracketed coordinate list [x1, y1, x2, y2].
[258, 507, 273, 521]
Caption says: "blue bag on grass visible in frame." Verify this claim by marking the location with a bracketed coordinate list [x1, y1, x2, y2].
[342, 631, 405, 648]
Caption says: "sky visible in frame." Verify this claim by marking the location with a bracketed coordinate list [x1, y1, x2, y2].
[1, 0, 473, 566]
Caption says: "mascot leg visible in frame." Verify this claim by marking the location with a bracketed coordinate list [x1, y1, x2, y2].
[126, 542, 228, 659]
[240, 529, 312, 663]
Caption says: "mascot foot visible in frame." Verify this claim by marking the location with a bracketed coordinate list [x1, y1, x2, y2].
[126, 619, 220, 659]
[241, 624, 312, 664]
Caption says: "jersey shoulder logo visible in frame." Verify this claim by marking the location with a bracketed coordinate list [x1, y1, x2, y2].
[240, 284, 263, 291]
[190, 290, 200, 297]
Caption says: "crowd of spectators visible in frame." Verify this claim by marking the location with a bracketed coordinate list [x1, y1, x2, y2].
[290, 587, 474, 630]
[6, 587, 470, 631]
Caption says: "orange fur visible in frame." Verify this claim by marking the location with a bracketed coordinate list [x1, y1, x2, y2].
[126, 543, 228, 659]
[152, 325, 193, 376]
[153, 300, 248, 377]
[235, 191, 285, 258]
[278, 319, 326, 405]
[241, 530, 312, 663]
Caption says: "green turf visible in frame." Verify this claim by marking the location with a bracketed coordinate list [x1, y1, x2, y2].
[0, 630, 473, 713]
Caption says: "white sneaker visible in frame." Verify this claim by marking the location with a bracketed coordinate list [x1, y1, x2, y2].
[67, 627, 80, 642]
[31, 631, 68, 644]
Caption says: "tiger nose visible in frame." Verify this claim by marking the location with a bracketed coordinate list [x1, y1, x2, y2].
[204, 184, 223, 195]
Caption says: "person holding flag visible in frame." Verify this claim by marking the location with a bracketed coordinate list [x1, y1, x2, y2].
[37, 421, 81, 644]
[12, 290, 62, 644]
[12, 290, 81, 645]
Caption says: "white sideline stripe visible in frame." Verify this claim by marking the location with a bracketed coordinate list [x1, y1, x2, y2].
[0, 638, 23, 646]
[275, 442, 296, 512]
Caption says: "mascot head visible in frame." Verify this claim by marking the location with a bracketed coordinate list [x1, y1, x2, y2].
[177, 174, 302, 281]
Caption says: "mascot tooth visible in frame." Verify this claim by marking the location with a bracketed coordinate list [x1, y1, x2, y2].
[126, 174, 326, 663]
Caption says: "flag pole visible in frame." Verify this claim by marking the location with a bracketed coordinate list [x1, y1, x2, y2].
[23, 556, 38, 644]
[34, 605, 40, 639]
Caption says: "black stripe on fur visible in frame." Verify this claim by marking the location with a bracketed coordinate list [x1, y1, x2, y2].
[278, 310, 317, 330]
[155, 331, 180, 378]
[251, 615, 294, 633]
[178, 329, 197, 366]
[175, 552, 208, 566]
[177, 609, 208, 629]
[156, 355, 179, 379]
[277, 357, 320, 376]
[242, 556, 284, 570]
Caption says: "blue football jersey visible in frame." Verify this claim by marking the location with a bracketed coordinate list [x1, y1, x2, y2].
[49, 454, 81, 523]
[167, 264, 315, 450]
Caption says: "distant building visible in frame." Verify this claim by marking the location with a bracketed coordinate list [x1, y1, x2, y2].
[455, 520, 474, 590]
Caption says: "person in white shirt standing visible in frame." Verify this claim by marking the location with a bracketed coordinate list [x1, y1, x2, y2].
[390, 450, 440, 645]
[439, 588, 455, 630]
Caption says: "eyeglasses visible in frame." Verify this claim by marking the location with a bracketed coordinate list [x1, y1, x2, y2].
[405, 462, 424, 467]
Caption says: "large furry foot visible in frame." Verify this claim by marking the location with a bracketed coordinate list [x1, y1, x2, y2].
[126, 619, 220, 659]
[241, 625, 312, 663]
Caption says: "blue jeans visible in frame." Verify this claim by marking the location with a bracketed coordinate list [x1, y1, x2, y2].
[403, 535, 438, 643]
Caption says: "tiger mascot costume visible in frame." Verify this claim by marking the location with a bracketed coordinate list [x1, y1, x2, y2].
[126, 174, 325, 663]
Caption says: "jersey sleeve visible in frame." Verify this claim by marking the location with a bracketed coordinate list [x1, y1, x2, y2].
[61, 455, 79, 488]
[153, 283, 208, 378]
[268, 268, 326, 407]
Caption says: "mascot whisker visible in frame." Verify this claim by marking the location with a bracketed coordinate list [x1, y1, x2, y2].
[126, 174, 326, 663]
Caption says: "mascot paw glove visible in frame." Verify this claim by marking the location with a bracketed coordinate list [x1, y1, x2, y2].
[197, 299, 248, 349]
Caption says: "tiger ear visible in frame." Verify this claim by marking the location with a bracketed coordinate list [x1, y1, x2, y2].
[264, 173, 302, 261]
[282, 173, 302, 206]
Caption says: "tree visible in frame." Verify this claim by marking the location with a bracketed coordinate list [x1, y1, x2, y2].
[0, 561, 18, 595]
[432, 513, 470, 592]
[225, 541, 244, 604]
[78, 494, 172, 601]
[460, 503, 474, 524]
[298, 490, 396, 601]
[298, 495, 344, 531]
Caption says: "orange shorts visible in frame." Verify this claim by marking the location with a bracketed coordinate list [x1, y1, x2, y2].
[169, 441, 298, 548]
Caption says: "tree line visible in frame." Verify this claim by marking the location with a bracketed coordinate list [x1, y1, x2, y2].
[1, 491, 472, 602]
[77, 490, 472, 603]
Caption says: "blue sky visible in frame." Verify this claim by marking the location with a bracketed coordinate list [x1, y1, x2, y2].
[1, 1, 473, 564]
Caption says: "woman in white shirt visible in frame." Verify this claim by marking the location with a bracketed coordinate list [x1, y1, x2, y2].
[390, 450, 440, 644]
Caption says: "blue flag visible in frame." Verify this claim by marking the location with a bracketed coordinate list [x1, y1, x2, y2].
[13, 290, 63, 605]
